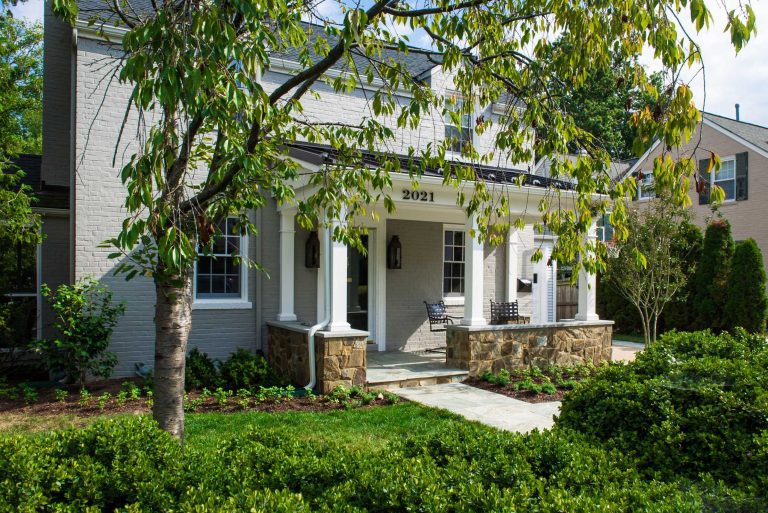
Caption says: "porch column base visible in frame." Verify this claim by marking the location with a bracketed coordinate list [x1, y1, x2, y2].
[276, 313, 298, 322]
[460, 317, 487, 326]
[325, 321, 353, 332]
[574, 312, 600, 321]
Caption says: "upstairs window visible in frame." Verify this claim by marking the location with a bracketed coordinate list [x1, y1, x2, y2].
[443, 228, 465, 296]
[445, 97, 472, 153]
[195, 218, 246, 301]
[714, 157, 736, 201]
[637, 171, 655, 200]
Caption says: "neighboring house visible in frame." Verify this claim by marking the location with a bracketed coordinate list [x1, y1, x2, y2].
[1, 154, 68, 351]
[38, 1, 612, 386]
[623, 111, 768, 269]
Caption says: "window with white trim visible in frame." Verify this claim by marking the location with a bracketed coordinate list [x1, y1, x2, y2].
[444, 97, 472, 153]
[713, 157, 736, 201]
[637, 171, 655, 200]
[195, 218, 246, 300]
[443, 229, 465, 296]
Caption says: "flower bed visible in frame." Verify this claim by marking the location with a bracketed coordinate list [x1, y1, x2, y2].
[464, 363, 599, 402]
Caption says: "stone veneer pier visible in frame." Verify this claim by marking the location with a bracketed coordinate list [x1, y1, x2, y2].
[446, 321, 614, 376]
[266, 321, 368, 394]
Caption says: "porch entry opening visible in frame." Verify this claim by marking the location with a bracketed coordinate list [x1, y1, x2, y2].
[347, 235, 368, 331]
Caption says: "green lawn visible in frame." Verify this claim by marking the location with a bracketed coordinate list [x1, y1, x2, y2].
[0, 403, 484, 452]
[184, 403, 477, 452]
[612, 332, 646, 344]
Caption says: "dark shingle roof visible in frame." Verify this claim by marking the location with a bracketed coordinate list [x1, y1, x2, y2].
[76, 1, 438, 79]
[703, 112, 768, 153]
[534, 154, 636, 183]
[9, 154, 41, 190]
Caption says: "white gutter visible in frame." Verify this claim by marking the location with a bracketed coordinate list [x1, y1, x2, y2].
[304, 222, 331, 391]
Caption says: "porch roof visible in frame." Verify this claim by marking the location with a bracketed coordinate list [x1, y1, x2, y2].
[285, 141, 576, 191]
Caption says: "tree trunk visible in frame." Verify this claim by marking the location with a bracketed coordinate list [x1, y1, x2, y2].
[153, 271, 193, 441]
[651, 313, 658, 344]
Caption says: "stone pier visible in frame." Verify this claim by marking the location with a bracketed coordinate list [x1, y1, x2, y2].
[446, 321, 614, 376]
[266, 321, 368, 394]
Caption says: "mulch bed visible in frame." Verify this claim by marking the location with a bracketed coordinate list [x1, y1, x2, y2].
[0, 378, 398, 418]
[463, 377, 566, 403]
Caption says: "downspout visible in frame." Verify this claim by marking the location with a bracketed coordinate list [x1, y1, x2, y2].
[305, 223, 331, 391]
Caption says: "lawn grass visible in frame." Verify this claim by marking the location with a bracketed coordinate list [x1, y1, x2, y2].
[184, 403, 476, 452]
[613, 332, 646, 344]
[0, 403, 483, 453]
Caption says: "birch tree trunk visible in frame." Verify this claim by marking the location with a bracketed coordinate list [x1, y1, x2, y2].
[152, 269, 193, 441]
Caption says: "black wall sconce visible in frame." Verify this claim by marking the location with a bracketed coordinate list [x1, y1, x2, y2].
[387, 235, 402, 269]
[305, 231, 320, 268]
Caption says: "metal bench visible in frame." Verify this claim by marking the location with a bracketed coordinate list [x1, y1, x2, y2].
[490, 300, 521, 325]
[424, 300, 461, 332]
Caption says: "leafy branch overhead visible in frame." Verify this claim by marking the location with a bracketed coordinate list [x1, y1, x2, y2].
[51, 0, 755, 284]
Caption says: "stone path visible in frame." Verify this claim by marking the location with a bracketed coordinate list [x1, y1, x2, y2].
[394, 383, 559, 433]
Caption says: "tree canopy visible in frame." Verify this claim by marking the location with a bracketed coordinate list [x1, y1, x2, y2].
[50, 0, 757, 436]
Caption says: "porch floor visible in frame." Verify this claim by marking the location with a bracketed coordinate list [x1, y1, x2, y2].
[367, 351, 468, 390]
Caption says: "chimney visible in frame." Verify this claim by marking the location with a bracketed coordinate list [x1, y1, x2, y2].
[735, 103, 740, 121]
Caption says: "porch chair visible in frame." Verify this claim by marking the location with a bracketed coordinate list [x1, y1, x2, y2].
[424, 301, 461, 332]
[490, 299, 520, 325]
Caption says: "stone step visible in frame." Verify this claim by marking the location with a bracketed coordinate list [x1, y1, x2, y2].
[367, 370, 468, 390]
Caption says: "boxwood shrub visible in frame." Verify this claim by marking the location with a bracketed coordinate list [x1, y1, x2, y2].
[0, 416, 711, 512]
[557, 329, 768, 493]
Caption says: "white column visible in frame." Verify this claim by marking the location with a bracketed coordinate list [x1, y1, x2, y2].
[316, 225, 326, 323]
[531, 244, 549, 324]
[326, 218, 351, 332]
[374, 223, 387, 351]
[462, 215, 486, 326]
[276, 209, 297, 321]
[505, 229, 520, 302]
[575, 221, 600, 321]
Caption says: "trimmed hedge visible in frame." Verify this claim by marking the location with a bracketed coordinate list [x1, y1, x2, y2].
[557, 329, 768, 495]
[0, 416, 710, 512]
[725, 238, 767, 333]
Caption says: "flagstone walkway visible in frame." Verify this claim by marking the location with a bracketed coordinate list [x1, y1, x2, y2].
[394, 383, 559, 433]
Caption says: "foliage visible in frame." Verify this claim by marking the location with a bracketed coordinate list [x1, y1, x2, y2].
[50, 0, 755, 436]
[557, 329, 768, 491]
[218, 348, 282, 391]
[29, 278, 125, 385]
[480, 363, 597, 394]
[0, 415, 714, 512]
[0, 13, 42, 158]
[604, 196, 696, 344]
[725, 238, 767, 333]
[596, 271, 643, 333]
[691, 219, 734, 331]
[659, 221, 704, 332]
[184, 348, 221, 391]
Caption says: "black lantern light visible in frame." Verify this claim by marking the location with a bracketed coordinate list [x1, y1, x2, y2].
[305, 231, 320, 268]
[387, 235, 402, 269]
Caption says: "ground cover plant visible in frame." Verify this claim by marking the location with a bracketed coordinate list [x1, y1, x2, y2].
[557, 329, 768, 504]
[0, 413, 712, 512]
[467, 363, 598, 402]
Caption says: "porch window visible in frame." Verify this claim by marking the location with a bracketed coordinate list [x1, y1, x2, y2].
[195, 217, 248, 303]
[443, 229, 465, 296]
[444, 97, 472, 153]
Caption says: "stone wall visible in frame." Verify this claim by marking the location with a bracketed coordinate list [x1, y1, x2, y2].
[266, 322, 367, 394]
[446, 321, 613, 376]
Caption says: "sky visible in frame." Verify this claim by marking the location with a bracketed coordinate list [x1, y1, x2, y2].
[10, 0, 768, 127]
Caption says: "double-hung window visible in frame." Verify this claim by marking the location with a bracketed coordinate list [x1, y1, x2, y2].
[713, 157, 736, 201]
[443, 228, 465, 297]
[0, 241, 38, 346]
[194, 217, 250, 308]
[637, 171, 655, 200]
[444, 97, 472, 153]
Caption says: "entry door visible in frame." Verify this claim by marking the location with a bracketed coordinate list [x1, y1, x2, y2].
[347, 235, 369, 332]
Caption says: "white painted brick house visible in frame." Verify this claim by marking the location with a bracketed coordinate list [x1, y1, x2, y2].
[39, 0, 606, 381]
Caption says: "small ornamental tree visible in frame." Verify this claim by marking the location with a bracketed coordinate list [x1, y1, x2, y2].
[604, 196, 695, 344]
[725, 239, 767, 333]
[691, 219, 734, 331]
[50, 0, 756, 437]
[30, 278, 126, 385]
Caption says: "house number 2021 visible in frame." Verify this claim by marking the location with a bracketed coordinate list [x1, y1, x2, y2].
[402, 189, 435, 202]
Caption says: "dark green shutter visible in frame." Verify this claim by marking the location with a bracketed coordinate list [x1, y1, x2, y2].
[698, 158, 710, 205]
[736, 152, 748, 201]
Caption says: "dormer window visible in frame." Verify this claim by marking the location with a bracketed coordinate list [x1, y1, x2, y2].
[637, 171, 655, 200]
[445, 97, 472, 153]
